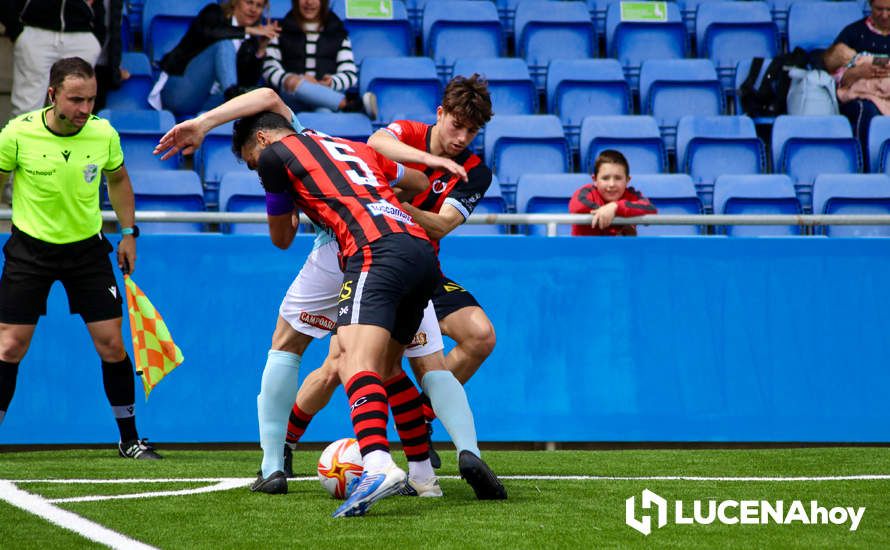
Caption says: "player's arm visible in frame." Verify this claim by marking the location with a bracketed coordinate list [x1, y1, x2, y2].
[368, 128, 468, 182]
[401, 203, 464, 240]
[402, 162, 492, 239]
[0, 119, 17, 175]
[258, 145, 298, 249]
[105, 164, 138, 273]
[154, 88, 292, 160]
[393, 167, 429, 201]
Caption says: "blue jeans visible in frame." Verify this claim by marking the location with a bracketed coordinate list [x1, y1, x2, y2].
[162, 41, 238, 115]
[281, 80, 344, 113]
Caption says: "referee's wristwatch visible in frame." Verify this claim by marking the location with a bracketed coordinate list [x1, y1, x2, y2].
[121, 225, 140, 238]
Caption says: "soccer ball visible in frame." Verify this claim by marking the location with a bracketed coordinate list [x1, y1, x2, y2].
[317, 438, 364, 499]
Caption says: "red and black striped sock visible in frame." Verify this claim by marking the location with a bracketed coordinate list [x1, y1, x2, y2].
[419, 391, 437, 422]
[285, 403, 314, 447]
[345, 371, 390, 457]
[385, 371, 430, 462]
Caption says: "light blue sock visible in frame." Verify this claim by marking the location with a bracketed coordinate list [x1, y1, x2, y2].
[421, 370, 481, 458]
[258, 350, 301, 478]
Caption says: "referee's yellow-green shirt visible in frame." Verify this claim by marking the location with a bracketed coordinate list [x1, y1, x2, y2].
[0, 108, 124, 244]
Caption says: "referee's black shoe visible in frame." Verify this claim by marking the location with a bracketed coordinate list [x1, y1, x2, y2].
[251, 470, 288, 494]
[459, 450, 507, 500]
[118, 439, 163, 460]
[427, 423, 441, 469]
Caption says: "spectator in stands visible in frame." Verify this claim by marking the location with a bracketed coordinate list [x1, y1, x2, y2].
[262, 0, 373, 114]
[95, 0, 127, 112]
[8, 0, 106, 116]
[569, 149, 657, 236]
[148, 0, 280, 115]
[824, 0, 890, 156]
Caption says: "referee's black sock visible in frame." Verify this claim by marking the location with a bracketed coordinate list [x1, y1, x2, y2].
[0, 359, 20, 425]
[101, 356, 139, 442]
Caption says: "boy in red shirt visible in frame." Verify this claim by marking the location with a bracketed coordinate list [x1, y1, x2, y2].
[569, 149, 657, 236]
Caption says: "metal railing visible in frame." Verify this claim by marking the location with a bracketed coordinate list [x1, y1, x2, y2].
[1, 210, 889, 237]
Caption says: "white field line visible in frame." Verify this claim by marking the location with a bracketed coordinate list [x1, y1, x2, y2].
[0, 481, 158, 550]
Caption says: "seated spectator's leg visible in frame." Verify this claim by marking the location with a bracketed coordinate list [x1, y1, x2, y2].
[11, 27, 56, 116]
[840, 99, 881, 167]
[161, 44, 227, 115]
[289, 81, 344, 112]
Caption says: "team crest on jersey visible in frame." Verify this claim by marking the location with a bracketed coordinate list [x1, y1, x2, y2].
[406, 331, 428, 349]
[83, 164, 98, 183]
[431, 178, 448, 194]
[367, 199, 415, 225]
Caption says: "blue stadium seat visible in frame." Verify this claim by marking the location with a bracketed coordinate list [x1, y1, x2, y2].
[454, 58, 537, 116]
[579, 115, 666, 175]
[496, 0, 525, 40]
[450, 175, 510, 235]
[360, 57, 442, 125]
[547, 59, 631, 152]
[345, 0, 413, 66]
[105, 52, 154, 110]
[453, 57, 537, 154]
[734, 58, 776, 125]
[812, 174, 890, 237]
[787, 1, 863, 51]
[767, 0, 822, 38]
[142, 0, 202, 65]
[630, 174, 704, 236]
[516, 173, 588, 236]
[98, 109, 180, 171]
[696, 1, 778, 93]
[772, 115, 861, 211]
[484, 115, 572, 203]
[606, 1, 686, 92]
[98, 108, 174, 132]
[423, 1, 503, 80]
[130, 169, 206, 233]
[639, 59, 723, 152]
[195, 121, 250, 207]
[713, 174, 802, 236]
[514, 1, 596, 89]
[275, 0, 345, 19]
[676, 115, 766, 212]
[296, 112, 374, 142]
[681, 0, 724, 35]
[868, 116, 890, 174]
[218, 172, 267, 234]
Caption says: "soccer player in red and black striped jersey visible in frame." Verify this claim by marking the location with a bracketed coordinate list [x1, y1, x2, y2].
[365, 76, 505, 493]
[232, 111, 441, 518]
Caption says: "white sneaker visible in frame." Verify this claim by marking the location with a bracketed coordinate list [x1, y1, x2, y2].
[332, 462, 406, 518]
[362, 92, 378, 120]
[399, 476, 443, 498]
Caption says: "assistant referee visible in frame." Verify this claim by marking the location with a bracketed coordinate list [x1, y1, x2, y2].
[0, 57, 160, 459]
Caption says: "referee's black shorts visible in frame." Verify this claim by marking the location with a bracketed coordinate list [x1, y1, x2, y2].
[0, 226, 123, 324]
[336, 233, 439, 345]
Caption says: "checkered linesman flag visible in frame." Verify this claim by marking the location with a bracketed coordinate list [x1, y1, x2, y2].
[124, 275, 184, 399]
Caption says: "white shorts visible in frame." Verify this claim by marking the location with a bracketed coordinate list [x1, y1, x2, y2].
[279, 240, 444, 357]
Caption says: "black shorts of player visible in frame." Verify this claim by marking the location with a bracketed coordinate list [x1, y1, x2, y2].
[336, 233, 439, 345]
[0, 225, 123, 324]
[431, 275, 481, 321]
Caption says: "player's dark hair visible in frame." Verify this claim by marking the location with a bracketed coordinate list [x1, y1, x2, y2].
[49, 57, 95, 90]
[593, 149, 630, 177]
[231, 111, 296, 159]
[441, 74, 493, 131]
